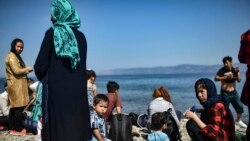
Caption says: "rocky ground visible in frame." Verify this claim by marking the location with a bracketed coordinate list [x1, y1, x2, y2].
[0, 118, 246, 141]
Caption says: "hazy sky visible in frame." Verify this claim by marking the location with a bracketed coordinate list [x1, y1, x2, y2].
[0, 0, 250, 77]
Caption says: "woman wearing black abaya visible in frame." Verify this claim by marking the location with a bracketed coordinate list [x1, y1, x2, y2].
[34, 0, 91, 140]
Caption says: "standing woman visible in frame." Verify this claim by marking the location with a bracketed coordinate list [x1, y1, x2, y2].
[5, 38, 33, 135]
[34, 0, 91, 140]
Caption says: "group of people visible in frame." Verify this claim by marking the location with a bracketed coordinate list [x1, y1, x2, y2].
[2, 0, 250, 140]
[182, 30, 250, 141]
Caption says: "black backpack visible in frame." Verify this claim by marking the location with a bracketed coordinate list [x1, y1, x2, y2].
[109, 113, 133, 141]
[162, 108, 182, 141]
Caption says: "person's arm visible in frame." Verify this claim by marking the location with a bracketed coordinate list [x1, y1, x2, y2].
[169, 104, 180, 126]
[214, 69, 227, 81]
[93, 84, 97, 97]
[93, 128, 104, 141]
[238, 30, 250, 64]
[115, 95, 122, 113]
[34, 29, 53, 81]
[235, 67, 241, 82]
[116, 107, 122, 113]
[185, 110, 206, 128]
[200, 103, 225, 138]
[8, 54, 32, 76]
[215, 74, 228, 81]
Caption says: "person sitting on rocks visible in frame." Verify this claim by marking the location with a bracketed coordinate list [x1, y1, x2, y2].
[184, 78, 235, 141]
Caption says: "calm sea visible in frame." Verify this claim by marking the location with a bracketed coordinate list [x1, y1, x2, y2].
[0, 73, 248, 123]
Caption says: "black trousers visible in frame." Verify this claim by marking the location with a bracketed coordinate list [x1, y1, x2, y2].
[0, 116, 9, 127]
[186, 119, 205, 141]
[8, 106, 25, 131]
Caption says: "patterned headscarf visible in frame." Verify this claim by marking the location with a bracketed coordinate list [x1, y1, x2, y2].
[50, 0, 80, 69]
[195, 78, 222, 109]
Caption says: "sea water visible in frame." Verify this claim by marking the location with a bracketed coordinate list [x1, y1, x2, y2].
[0, 73, 248, 123]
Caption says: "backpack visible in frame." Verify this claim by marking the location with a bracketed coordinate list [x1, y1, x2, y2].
[162, 108, 182, 141]
[109, 113, 133, 141]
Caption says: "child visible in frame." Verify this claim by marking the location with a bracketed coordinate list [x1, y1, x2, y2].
[87, 69, 98, 107]
[147, 112, 170, 141]
[90, 94, 110, 141]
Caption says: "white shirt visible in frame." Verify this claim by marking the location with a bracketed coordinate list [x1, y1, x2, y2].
[0, 91, 10, 116]
[30, 81, 39, 92]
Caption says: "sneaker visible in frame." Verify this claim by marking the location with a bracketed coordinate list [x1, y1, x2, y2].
[236, 120, 247, 128]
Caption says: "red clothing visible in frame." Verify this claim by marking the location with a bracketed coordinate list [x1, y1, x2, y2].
[200, 102, 235, 141]
[238, 29, 250, 65]
[104, 93, 122, 122]
[238, 29, 250, 107]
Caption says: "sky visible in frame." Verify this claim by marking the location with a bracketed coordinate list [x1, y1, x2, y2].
[0, 0, 250, 77]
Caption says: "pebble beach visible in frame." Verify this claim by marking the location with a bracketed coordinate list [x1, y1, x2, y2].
[0, 118, 246, 141]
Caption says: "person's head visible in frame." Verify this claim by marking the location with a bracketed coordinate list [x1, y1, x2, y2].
[10, 38, 24, 55]
[151, 112, 167, 131]
[50, 0, 80, 26]
[107, 81, 120, 94]
[93, 94, 109, 115]
[222, 56, 233, 70]
[195, 78, 220, 109]
[87, 69, 96, 84]
[152, 86, 172, 103]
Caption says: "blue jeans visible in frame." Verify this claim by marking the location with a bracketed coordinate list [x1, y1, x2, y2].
[221, 90, 244, 113]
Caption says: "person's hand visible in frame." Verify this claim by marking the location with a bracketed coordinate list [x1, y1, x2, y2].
[27, 67, 33, 72]
[235, 66, 240, 72]
[224, 72, 233, 79]
[184, 110, 197, 119]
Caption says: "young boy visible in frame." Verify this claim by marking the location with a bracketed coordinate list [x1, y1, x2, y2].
[90, 94, 110, 141]
[147, 112, 169, 141]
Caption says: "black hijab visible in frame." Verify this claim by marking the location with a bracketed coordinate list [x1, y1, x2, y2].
[10, 38, 25, 68]
[195, 78, 222, 109]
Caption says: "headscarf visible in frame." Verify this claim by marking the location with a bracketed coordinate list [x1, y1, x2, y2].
[10, 38, 25, 68]
[195, 78, 222, 109]
[50, 0, 81, 69]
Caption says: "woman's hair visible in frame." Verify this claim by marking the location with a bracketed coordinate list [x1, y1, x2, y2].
[195, 80, 207, 93]
[150, 112, 167, 130]
[93, 94, 109, 106]
[107, 81, 120, 93]
[152, 86, 172, 103]
[86, 69, 96, 79]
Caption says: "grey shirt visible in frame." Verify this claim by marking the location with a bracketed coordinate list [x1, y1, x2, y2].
[148, 97, 180, 127]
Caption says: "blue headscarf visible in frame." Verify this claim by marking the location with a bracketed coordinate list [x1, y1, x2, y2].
[195, 78, 222, 109]
[50, 0, 80, 69]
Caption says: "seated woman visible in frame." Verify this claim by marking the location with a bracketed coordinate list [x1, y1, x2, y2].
[148, 86, 180, 127]
[184, 78, 235, 141]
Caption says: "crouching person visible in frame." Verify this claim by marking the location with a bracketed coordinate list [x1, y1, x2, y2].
[184, 78, 235, 141]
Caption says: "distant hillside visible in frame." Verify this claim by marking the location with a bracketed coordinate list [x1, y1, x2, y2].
[99, 63, 247, 75]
